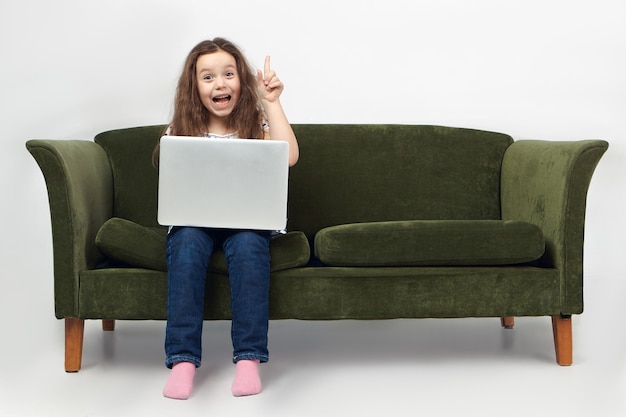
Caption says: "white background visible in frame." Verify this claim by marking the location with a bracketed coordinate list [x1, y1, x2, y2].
[1, 1, 625, 416]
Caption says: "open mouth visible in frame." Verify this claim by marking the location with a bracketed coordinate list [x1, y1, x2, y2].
[212, 95, 231, 105]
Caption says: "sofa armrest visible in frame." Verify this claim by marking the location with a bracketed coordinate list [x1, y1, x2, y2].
[501, 139, 608, 314]
[26, 139, 113, 318]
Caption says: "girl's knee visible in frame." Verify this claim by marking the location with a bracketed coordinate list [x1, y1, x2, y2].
[167, 227, 213, 253]
[224, 231, 270, 258]
[236, 230, 270, 246]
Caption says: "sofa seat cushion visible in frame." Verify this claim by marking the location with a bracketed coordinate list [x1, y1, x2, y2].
[95, 217, 311, 272]
[314, 220, 544, 267]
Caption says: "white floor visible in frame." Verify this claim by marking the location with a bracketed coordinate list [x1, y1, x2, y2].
[1, 262, 625, 417]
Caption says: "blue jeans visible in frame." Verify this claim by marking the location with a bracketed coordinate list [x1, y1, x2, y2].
[164, 227, 271, 368]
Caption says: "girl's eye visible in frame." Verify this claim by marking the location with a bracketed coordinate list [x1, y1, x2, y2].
[203, 74, 213, 81]
[226, 71, 235, 77]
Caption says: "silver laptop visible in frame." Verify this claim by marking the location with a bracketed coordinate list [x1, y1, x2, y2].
[157, 135, 289, 230]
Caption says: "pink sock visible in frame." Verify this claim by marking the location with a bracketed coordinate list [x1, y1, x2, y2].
[163, 362, 196, 400]
[231, 360, 262, 397]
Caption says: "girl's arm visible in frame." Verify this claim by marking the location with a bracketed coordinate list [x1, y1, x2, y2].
[257, 56, 299, 166]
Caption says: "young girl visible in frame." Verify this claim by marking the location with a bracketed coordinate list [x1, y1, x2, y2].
[153, 38, 299, 399]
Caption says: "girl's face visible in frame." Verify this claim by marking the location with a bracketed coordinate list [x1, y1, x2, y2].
[195, 50, 241, 124]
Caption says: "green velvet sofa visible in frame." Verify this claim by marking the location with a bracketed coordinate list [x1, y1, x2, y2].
[26, 124, 608, 372]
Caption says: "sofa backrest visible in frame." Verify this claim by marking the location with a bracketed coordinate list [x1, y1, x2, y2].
[287, 125, 513, 238]
[95, 125, 165, 227]
[94, 124, 513, 235]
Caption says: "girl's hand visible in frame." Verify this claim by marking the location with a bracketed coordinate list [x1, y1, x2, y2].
[255, 55, 299, 165]
[257, 56, 283, 103]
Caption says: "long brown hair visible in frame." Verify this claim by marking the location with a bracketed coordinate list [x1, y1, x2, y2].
[152, 38, 263, 166]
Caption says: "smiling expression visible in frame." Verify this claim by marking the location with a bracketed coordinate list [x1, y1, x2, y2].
[195, 50, 241, 127]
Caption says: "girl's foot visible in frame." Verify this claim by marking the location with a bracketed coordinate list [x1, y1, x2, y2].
[231, 359, 262, 396]
[163, 362, 196, 400]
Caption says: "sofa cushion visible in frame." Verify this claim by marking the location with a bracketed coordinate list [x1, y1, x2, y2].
[96, 217, 311, 272]
[314, 220, 545, 267]
[96, 217, 168, 270]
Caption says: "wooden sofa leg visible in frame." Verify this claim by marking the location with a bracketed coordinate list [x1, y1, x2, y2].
[102, 319, 115, 331]
[552, 315, 573, 366]
[65, 318, 85, 372]
[500, 317, 515, 329]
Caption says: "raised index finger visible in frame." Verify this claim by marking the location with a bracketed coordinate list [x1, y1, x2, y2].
[264, 56, 271, 77]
